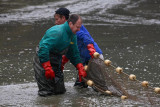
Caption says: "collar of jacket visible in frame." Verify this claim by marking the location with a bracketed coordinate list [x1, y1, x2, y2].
[64, 21, 74, 38]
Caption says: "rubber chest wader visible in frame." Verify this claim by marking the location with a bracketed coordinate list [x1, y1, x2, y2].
[33, 46, 68, 96]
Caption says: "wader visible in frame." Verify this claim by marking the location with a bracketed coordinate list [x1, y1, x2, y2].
[33, 46, 68, 96]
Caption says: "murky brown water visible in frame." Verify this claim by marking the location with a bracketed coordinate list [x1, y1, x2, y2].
[0, 0, 160, 106]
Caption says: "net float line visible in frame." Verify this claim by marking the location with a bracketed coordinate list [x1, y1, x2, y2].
[92, 53, 160, 94]
[83, 57, 136, 98]
[82, 77, 113, 96]
[99, 57, 160, 94]
[81, 55, 160, 104]
[82, 64, 138, 101]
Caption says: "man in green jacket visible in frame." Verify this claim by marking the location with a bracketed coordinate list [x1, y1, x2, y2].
[33, 14, 87, 97]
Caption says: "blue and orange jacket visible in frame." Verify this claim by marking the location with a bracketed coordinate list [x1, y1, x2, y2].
[76, 25, 102, 63]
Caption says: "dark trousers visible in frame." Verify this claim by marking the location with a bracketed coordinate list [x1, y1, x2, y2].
[33, 49, 66, 96]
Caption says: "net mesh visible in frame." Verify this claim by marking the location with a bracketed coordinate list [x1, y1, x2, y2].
[82, 58, 160, 105]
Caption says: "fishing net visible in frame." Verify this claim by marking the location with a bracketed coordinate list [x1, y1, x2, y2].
[82, 57, 160, 105]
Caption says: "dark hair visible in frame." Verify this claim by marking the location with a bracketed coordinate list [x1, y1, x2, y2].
[67, 14, 81, 25]
[55, 8, 70, 20]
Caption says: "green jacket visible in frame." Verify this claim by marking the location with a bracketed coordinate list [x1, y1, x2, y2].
[38, 22, 81, 66]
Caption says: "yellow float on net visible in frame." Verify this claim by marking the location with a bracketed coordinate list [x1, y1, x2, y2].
[129, 74, 136, 80]
[93, 52, 100, 58]
[105, 90, 112, 95]
[154, 87, 160, 94]
[84, 65, 88, 71]
[87, 80, 94, 86]
[121, 95, 128, 100]
[115, 67, 123, 74]
[104, 60, 111, 66]
[141, 81, 149, 87]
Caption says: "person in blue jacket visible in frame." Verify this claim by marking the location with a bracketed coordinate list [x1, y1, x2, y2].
[33, 14, 87, 97]
[54, 8, 103, 88]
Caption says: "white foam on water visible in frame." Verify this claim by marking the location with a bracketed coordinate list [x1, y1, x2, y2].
[0, 0, 126, 24]
[0, 0, 160, 25]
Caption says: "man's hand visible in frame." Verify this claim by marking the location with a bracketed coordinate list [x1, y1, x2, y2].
[61, 55, 69, 71]
[87, 44, 96, 58]
[76, 63, 87, 82]
[41, 61, 55, 80]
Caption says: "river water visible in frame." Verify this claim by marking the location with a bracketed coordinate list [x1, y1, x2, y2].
[0, 0, 160, 106]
